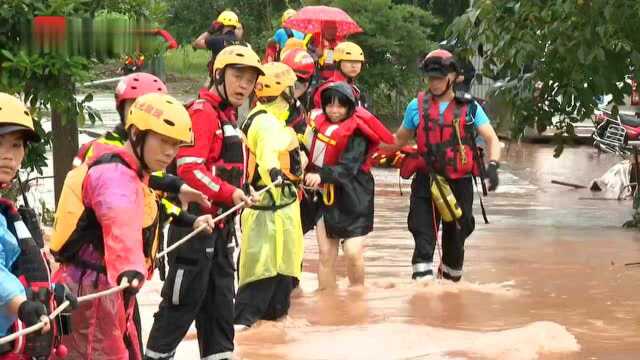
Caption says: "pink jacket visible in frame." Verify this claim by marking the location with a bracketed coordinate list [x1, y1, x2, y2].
[82, 143, 147, 285]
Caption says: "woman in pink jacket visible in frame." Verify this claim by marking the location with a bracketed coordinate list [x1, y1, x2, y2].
[51, 93, 201, 359]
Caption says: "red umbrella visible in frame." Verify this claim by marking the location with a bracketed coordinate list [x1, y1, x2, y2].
[284, 6, 363, 39]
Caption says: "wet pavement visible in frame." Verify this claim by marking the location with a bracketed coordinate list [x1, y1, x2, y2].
[31, 93, 640, 359]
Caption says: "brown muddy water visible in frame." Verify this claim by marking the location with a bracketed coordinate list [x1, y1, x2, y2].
[135, 143, 640, 360]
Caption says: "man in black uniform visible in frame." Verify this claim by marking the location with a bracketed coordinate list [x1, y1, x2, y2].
[192, 10, 245, 87]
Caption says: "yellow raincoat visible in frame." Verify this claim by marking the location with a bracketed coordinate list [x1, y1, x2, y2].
[239, 100, 304, 287]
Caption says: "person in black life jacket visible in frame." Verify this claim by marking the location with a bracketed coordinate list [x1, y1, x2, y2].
[193, 10, 245, 87]
[310, 41, 369, 110]
[303, 83, 394, 290]
[0, 92, 78, 359]
[144, 46, 261, 360]
[383, 49, 501, 282]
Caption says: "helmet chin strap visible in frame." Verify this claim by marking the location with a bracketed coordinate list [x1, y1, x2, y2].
[130, 129, 150, 174]
[213, 69, 232, 108]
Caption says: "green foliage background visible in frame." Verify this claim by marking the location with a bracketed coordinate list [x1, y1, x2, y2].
[450, 0, 640, 153]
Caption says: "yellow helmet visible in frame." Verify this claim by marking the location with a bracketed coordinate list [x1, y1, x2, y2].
[255, 62, 297, 98]
[213, 45, 264, 75]
[126, 93, 192, 144]
[0, 92, 40, 143]
[281, 9, 297, 25]
[216, 10, 240, 28]
[334, 41, 365, 62]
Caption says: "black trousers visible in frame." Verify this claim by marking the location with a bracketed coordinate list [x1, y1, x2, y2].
[234, 274, 295, 327]
[144, 223, 236, 360]
[408, 173, 475, 281]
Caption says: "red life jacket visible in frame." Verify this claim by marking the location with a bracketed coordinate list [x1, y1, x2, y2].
[306, 107, 393, 172]
[185, 97, 246, 190]
[416, 91, 480, 179]
[0, 199, 64, 358]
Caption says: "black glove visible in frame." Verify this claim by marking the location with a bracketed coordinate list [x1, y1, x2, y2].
[486, 161, 500, 192]
[117, 270, 145, 297]
[18, 300, 48, 326]
[54, 283, 78, 310]
[268, 168, 283, 184]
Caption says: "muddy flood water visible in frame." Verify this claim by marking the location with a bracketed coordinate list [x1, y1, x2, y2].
[61, 93, 640, 359]
[135, 142, 640, 360]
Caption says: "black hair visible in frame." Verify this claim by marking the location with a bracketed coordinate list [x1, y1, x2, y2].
[321, 88, 355, 120]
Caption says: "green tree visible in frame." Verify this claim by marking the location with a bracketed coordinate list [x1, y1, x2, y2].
[0, 0, 154, 202]
[449, 1, 640, 146]
[448, 0, 640, 227]
[163, 0, 302, 50]
[163, 0, 438, 123]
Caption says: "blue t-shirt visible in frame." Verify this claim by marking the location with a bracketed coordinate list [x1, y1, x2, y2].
[401, 98, 490, 130]
[274, 28, 305, 49]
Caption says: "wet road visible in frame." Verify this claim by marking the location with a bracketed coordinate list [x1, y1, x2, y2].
[34, 93, 640, 359]
[137, 142, 640, 359]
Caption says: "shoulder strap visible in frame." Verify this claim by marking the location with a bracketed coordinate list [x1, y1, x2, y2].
[417, 91, 426, 126]
[242, 109, 268, 185]
[88, 152, 142, 180]
[467, 100, 478, 128]
[241, 109, 268, 136]
[285, 28, 294, 39]
[89, 153, 130, 169]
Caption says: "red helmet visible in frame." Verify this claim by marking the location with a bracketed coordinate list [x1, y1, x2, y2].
[114, 72, 167, 111]
[421, 49, 459, 77]
[281, 48, 315, 80]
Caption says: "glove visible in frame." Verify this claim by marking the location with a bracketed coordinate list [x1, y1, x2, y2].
[117, 270, 145, 297]
[268, 168, 283, 184]
[486, 161, 500, 192]
[54, 283, 78, 310]
[18, 300, 48, 326]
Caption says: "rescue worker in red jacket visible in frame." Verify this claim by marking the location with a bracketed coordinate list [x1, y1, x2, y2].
[384, 49, 501, 282]
[51, 93, 196, 359]
[310, 41, 368, 110]
[303, 82, 394, 290]
[144, 45, 263, 360]
[0, 93, 77, 359]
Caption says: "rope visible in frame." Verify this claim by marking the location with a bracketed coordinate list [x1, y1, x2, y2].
[0, 179, 284, 345]
[432, 200, 443, 279]
[0, 279, 137, 345]
[156, 178, 282, 259]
